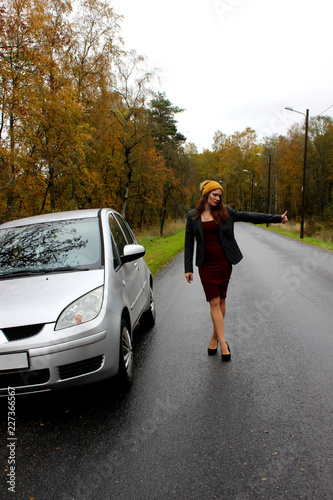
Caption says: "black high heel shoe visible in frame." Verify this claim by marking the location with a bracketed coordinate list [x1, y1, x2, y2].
[221, 342, 231, 362]
[207, 343, 218, 355]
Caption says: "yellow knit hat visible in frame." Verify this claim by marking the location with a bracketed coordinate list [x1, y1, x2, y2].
[201, 180, 223, 197]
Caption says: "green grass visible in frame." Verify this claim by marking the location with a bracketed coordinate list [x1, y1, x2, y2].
[258, 224, 333, 251]
[137, 228, 185, 276]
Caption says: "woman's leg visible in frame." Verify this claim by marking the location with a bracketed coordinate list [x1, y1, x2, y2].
[208, 297, 229, 354]
[209, 297, 225, 347]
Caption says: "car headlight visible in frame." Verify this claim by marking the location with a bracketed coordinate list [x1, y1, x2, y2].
[55, 286, 104, 330]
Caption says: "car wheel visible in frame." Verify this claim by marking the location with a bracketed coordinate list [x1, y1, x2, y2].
[117, 318, 134, 388]
[141, 286, 156, 327]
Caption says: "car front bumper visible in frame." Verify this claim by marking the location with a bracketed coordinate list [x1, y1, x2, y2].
[0, 315, 121, 396]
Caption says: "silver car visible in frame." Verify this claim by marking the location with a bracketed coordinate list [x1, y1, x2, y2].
[0, 209, 156, 395]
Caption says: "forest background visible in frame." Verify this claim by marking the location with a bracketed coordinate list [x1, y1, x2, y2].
[1, 0, 332, 237]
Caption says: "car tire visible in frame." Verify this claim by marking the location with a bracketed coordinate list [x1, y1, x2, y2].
[140, 286, 156, 328]
[117, 318, 134, 389]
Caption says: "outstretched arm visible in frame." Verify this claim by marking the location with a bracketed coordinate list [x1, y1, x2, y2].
[228, 207, 284, 224]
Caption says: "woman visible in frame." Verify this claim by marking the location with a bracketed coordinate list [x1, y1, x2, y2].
[184, 180, 288, 362]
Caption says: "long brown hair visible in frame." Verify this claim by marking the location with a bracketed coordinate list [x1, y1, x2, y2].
[194, 192, 228, 223]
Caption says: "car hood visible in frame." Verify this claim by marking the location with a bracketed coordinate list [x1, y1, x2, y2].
[0, 270, 104, 329]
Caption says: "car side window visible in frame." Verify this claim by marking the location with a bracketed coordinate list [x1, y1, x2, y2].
[110, 232, 121, 269]
[108, 214, 127, 258]
[114, 214, 135, 244]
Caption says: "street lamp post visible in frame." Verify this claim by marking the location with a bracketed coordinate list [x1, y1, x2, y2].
[285, 107, 309, 239]
[242, 169, 254, 211]
[256, 153, 272, 226]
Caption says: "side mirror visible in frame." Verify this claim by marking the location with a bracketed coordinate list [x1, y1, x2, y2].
[120, 244, 145, 264]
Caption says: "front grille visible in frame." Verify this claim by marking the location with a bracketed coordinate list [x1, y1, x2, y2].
[0, 369, 50, 389]
[1, 324, 44, 341]
[58, 355, 104, 380]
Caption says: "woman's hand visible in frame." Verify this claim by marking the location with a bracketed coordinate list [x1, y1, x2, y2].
[185, 272, 193, 283]
[281, 210, 288, 224]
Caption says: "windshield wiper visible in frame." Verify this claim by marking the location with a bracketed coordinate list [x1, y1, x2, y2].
[0, 270, 48, 279]
[45, 266, 90, 273]
[0, 266, 90, 279]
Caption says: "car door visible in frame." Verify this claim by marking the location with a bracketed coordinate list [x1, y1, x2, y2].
[113, 213, 148, 297]
[108, 214, 144, 324]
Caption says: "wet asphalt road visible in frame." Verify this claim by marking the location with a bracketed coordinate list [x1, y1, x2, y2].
[1, 223, 333, 500]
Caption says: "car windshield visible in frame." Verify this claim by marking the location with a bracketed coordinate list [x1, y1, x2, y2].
[0, 218, 102, 277]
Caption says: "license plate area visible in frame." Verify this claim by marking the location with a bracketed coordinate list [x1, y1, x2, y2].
[0, 352, 29, 371]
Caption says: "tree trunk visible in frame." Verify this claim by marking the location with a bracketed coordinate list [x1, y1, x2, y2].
[49, 166, 56, 212]
[121, 182, 129, 218]
[160, 189, 170, 236]
[160, 204, 166, 236]
[40, 183, 50, 213]
[120, 152, 132, 218]
[7, 113, 16, 215]
[40, 166, 56, 213]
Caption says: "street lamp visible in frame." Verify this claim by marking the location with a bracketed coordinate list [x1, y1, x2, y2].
[256, 153, 272, 226]
[242, 169, 254, 211]
[284, 107, 309, 239]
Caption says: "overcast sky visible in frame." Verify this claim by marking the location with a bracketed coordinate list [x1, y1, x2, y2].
[110, 0, 333, 152]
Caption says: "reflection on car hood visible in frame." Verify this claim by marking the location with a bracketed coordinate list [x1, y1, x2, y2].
[0, 270, 104, 329]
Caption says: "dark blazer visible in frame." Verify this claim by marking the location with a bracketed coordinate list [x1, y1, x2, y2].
[184, 206, 282, 273]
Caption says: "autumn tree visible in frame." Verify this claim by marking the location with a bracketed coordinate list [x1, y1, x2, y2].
[307, 116, 333, 214]
[70, 0, 121, 103]
[0, 0, 41, 218]
[26, 0, 83, 213]
[148, 92, 186, 235]
[0, 0, 88, 215]
[210, 128, 258, 210]
[68, 0, 122, 209]
[110, 51, 156, 217]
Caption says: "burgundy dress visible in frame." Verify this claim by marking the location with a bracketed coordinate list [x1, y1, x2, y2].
[198, 220, 232, 302]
